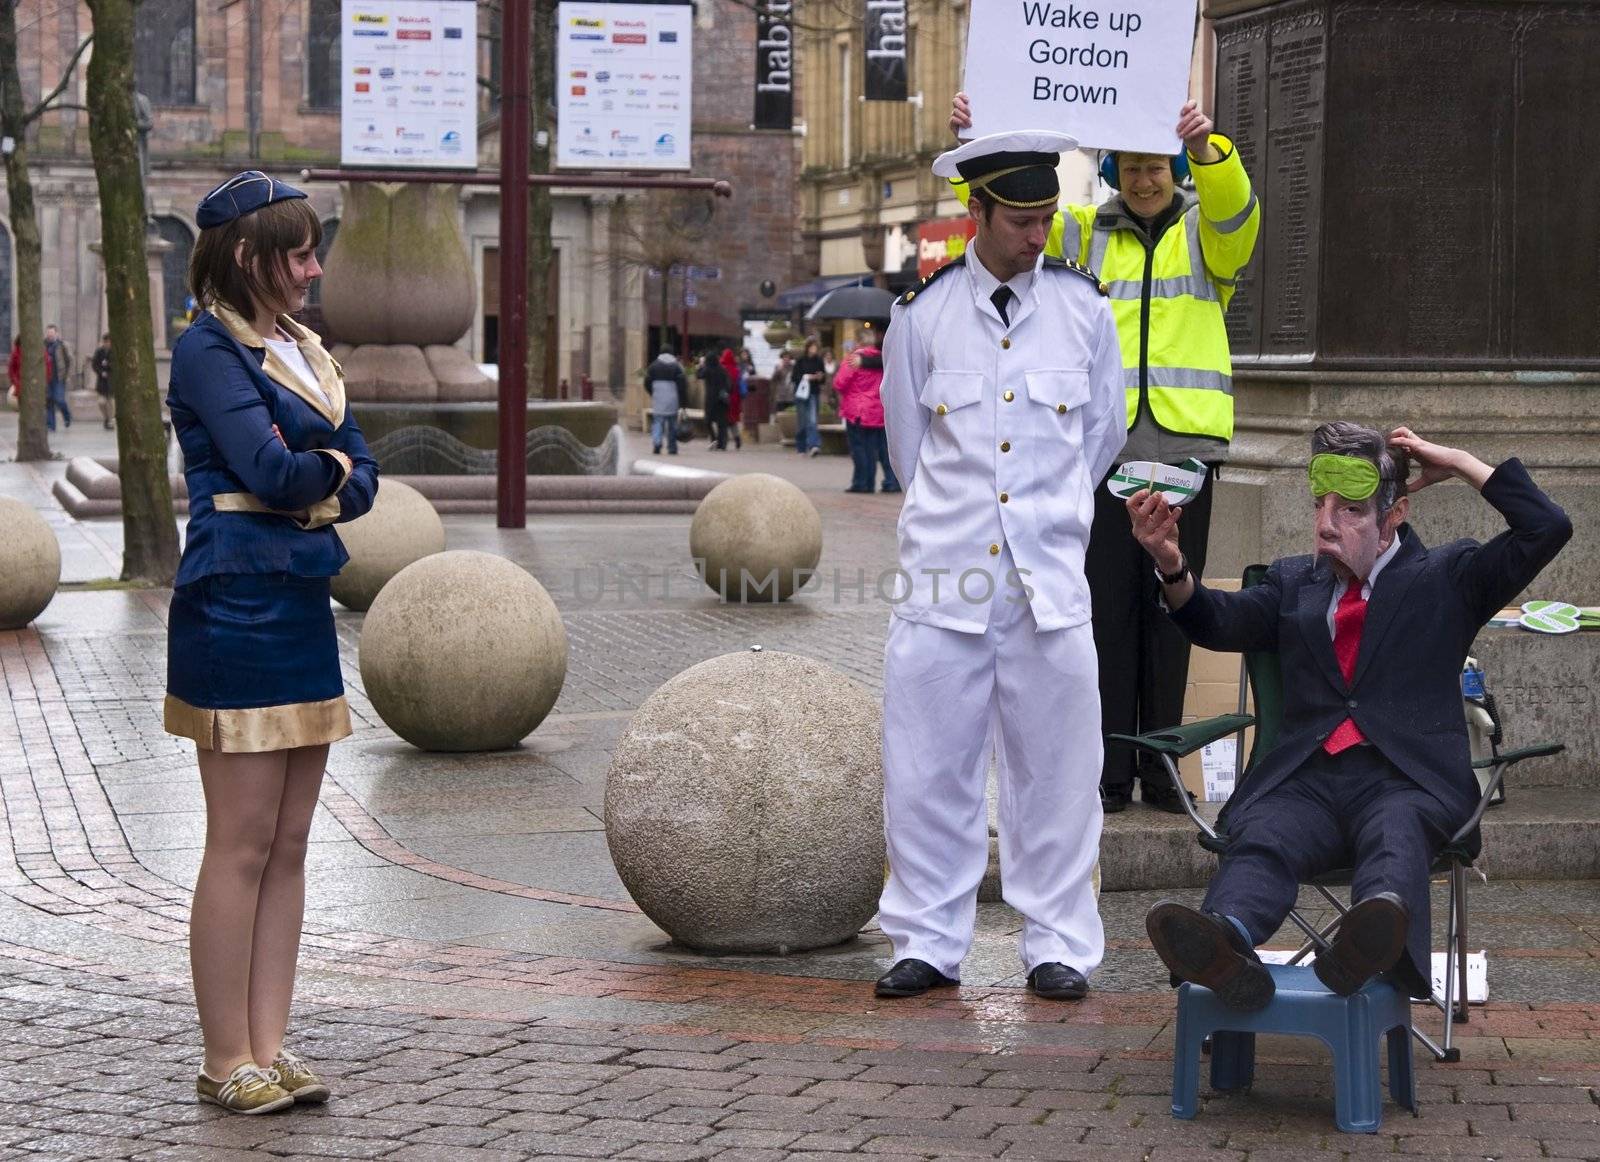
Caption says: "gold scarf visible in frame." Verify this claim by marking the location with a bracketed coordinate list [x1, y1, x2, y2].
[210, 301, 347, 428]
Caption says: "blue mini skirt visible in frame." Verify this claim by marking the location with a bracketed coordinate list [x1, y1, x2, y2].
[164, 572, 351, 753]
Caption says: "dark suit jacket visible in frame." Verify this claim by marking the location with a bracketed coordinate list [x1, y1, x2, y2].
[1170, 459, 1571, 827]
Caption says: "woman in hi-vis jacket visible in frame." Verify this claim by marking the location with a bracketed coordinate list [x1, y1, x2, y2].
[165, 172, 378, 1114]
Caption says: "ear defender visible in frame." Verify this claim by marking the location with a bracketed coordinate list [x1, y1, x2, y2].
[1099, 150, 1192, 189]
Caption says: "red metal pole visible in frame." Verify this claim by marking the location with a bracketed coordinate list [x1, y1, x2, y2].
[497, 0, 530, 528]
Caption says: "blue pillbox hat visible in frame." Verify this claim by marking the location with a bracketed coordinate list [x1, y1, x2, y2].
[196, 170, 308, 228]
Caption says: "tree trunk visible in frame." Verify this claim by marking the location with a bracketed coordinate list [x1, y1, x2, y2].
[0, 0, 52, 461]
[527, 0, 555, 400]
[84, 0, 178, 583]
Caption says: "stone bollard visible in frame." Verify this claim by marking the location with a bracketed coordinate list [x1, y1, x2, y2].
[689, 474, 822, 602]
[0, 498, 62, 630]
[359, 550, 568, 751]
[605, 649, 884, 953]
[330, 479, 447, 611]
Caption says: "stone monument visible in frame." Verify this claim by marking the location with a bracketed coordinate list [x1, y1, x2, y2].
[605, 650, 884, 954]
[328, 479, 446, 611]
[1204, 0, 1599, 608]
[689, 474, 822, 602]
[1203, 0, 1600, 790]
[318, 182, 620, 474]
[0, 499, 61, 629]
[358, 550, 568, 751]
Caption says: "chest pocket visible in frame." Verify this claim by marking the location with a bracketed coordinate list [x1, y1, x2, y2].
[919, 369, 984, 416]
[1023, 369, 1090, 415]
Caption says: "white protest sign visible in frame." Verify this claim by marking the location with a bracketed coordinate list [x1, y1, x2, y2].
[961, 0, 1196, 154]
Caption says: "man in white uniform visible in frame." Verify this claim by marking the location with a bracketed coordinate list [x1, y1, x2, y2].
[875, 132, 1126, 1000]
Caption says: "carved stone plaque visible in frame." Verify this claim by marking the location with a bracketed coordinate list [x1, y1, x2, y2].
[1208, 0, 1600, 369]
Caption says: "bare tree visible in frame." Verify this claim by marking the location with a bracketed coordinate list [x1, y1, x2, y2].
[0, 3, 91, 462]
[610, 189, 717, 355]
[84, 0, 179, 583]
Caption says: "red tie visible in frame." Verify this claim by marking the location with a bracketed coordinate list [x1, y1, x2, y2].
[1324, 579, 1368, 755]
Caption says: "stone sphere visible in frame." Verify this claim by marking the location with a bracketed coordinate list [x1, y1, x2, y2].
[689, 474, 822, 602]
[605, 650, 884, 953]
[359, 550, 568, 751]
[331, 479, 447, 611]
[0, 498, 61, 630]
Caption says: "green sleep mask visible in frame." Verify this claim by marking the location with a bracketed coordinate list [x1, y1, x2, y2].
[1308, 453, 1387, 502]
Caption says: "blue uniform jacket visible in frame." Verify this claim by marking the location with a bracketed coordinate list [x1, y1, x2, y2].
[168, 308, 379, 587]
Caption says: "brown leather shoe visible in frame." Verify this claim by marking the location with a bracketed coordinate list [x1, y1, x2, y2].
[1146, 901, 1275, 1012]
[1313, 892, 1410, 996]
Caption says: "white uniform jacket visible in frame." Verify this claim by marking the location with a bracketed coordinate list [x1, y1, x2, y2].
[882, 255, 1125, 633]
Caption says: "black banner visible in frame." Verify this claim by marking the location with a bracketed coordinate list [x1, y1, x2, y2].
[864, 0, 908, 102]
[754, 1, 794, 130]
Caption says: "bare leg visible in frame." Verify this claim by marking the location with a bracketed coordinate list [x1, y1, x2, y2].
[192, 748, 290, 1078]
[248, 744, 328, 1065]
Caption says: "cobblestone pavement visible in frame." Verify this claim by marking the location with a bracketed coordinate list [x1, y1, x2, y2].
[2, 415, 1599, 1160]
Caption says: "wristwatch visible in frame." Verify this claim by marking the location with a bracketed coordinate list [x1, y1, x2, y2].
[1155, 555, 1189, 586]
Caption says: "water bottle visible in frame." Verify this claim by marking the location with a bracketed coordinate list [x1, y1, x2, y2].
[1461, 659, 1486, 701]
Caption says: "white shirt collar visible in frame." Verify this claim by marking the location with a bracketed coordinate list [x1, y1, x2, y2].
[1362, 527, 1404, 596]
[965, 243, 1036, 320]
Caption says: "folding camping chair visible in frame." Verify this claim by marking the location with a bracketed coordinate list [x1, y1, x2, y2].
[1110, 564, 1565, 1062]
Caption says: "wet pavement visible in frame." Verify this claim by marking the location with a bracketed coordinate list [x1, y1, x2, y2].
[2, 410, 1598, 1161]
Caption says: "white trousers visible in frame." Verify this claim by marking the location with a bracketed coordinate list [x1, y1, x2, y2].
[877, 549, 1105, 979]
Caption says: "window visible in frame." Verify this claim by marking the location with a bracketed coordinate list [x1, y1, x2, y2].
[153, 217, 195, 346]
[306, 0, 342, 109]
[483, 2, 501, 115]
[839, 42, 852, 166]
[134, 0, 196, 106]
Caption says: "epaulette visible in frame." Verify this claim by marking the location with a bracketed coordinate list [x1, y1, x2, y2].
[895, 255, 965, 306]
[1043, 254, 1109, 296]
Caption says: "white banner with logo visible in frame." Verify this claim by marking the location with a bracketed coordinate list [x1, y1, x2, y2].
[960, 0, 1195, 155]
[340, 0, 477, 168]
[557, 1, 694, 170]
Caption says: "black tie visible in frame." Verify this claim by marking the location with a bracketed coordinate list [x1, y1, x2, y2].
[991, 286, 1013, 327]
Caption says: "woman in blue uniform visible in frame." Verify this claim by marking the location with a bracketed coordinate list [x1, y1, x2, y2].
[166, 171, 378, 1114]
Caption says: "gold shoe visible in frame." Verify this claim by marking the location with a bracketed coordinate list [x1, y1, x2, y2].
[272, 1049, 331, 1103]
[196, 1063, 293, 1114]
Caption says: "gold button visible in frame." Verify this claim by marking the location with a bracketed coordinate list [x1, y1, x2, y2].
[1056, 403, 1067, 414]
[1003, 390, 1015, 402]
[999, 492, 1009, 503]
[935, 404, 947, 416]
[988, 543, 1000, 556]
[1001, 338, 1011, 349]
[1000, 441, 1011, 452]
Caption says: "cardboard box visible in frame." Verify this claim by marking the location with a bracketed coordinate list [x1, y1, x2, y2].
[1173, 579, 1252, 801]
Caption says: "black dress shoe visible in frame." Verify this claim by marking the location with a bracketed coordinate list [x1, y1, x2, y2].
[880, 485, 901, 493]
[1314, 892, 1410, 996]
[1100, 785, 1132, 814]
[1140, 779, 1195, 815]
[874, 958, 959, 998]
[1026, 962, 1088, 1000]
[1146, 901, 1275, 1012]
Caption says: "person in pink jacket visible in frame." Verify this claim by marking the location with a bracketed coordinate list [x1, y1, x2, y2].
[833, 327, 900, 493]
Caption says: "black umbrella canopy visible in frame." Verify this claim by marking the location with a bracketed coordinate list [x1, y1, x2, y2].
[806, 284, 896, 323]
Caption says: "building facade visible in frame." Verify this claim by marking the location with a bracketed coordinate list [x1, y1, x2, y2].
[0, 0, 802, 404]
[794, 0, 1213, 302]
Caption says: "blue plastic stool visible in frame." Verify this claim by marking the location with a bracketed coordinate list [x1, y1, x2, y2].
[1171, 962, 1417, 1133]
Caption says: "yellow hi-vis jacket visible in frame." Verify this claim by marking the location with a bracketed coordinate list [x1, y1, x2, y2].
[956, 134, 1259, 443]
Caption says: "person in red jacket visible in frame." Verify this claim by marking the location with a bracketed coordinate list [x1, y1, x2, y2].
[718, 347, 743, 450]
[832, 327, 899, 493]
[8, 335, 53, 407]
